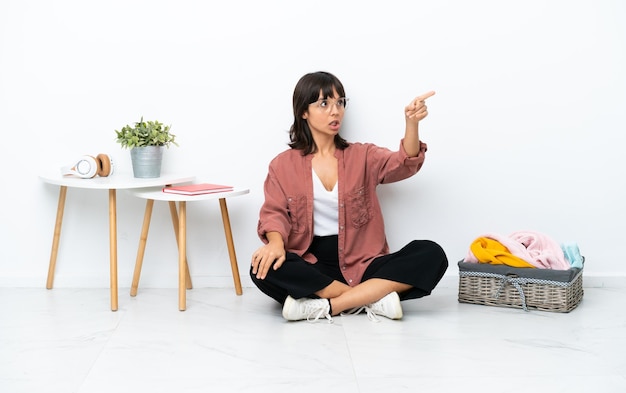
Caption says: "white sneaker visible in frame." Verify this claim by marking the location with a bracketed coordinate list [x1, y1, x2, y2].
[369, 291, 403, 320]
[282, 296, 333, 323]
[342, 292, 403, 322]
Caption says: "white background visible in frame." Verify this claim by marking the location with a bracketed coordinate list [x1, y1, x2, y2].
[1, 0, 624, 288]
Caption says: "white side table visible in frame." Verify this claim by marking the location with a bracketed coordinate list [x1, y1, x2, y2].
[39, 172, 195, 311]
[127, 186, 250, 311]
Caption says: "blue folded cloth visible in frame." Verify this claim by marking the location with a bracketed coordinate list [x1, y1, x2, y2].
[561, 243, 584, 269]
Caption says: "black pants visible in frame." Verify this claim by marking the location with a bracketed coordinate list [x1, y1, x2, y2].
[250, 236, 448, 304]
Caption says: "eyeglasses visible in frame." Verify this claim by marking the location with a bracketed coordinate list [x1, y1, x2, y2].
[310, 97, 349, 112]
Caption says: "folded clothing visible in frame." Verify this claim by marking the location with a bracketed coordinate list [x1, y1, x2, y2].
[465, 231, 571, 270]
[562, 242, 584, 269]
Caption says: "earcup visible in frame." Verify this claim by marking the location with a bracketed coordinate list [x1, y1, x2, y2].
[96, 153, 114, 177]
[61, 155, 98, 178]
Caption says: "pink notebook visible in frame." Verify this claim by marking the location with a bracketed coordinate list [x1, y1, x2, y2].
[163, 183, 234, 195]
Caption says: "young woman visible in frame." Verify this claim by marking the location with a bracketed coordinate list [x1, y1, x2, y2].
[250, 71, 448, 322]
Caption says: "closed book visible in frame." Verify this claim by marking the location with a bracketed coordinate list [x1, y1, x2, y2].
[163, 183, 234, 195]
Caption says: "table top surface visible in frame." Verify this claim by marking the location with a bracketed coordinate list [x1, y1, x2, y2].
[39, 172, 196, 190]
[128, 186, 250, 201]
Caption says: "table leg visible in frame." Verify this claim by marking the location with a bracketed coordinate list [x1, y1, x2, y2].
[168, 201, 192, 289]
[109, 189, 118, 312]
[131, 199, 154, 296]
[178, 201, 187, 311]
[46, 186, 67, 289]
[219, 198, 243, 295]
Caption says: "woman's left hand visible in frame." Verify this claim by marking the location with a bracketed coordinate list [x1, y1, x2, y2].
[405, 91, 435, 122]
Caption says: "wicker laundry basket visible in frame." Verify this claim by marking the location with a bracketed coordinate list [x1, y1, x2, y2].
[457, 260, 584, 312]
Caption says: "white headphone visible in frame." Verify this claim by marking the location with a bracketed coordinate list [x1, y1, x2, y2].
[61, 154, 114, 179]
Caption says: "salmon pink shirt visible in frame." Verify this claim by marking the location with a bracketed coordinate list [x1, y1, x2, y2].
[257, 139, 427, 286]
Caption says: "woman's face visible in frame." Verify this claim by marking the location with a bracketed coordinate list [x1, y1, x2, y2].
[303, 88, 347, 139]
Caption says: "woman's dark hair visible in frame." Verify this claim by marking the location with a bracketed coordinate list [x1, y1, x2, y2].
[288, 71, 349, 155]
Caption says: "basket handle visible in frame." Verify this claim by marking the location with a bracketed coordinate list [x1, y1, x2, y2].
[494, 274, 529, 312]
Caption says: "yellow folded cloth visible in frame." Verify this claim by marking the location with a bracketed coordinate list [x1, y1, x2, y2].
[470, 237, 535, 268]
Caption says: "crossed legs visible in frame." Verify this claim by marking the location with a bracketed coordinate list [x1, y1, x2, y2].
[316, 278, 411, 315]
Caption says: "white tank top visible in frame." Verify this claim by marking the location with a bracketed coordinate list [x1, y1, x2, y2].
[312, 168, 339, 236]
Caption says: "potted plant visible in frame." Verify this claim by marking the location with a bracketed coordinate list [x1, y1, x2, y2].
[115, 117, 178, 178]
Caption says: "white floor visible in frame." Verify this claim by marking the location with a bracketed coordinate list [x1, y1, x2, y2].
[1, 283, 625, 393]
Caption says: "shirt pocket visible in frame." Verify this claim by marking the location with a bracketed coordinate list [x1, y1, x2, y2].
[348, 186, 372, 228]
[287, 195, 307, 234]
